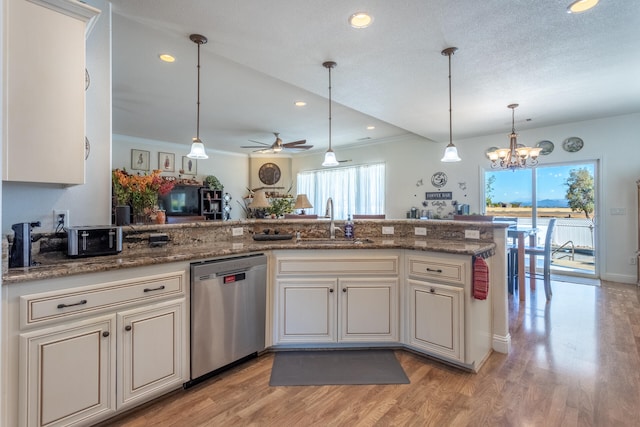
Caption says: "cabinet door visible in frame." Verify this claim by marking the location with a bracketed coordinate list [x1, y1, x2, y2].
[117, 299, 187, 410]
[3, 0, 98, 184]
[408, 279, 464, 362]
[339, 278, 398, 342]
[20, 315, 116, 427]
[276, 278, 337, 343]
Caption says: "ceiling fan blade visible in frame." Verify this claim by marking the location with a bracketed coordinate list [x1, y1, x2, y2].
[247, 139, 271, 146]
[338, 159, 352, 163]
[283, 139, 306, 146]
[284, 145, 313, 151]
[241, 145, 271, 149]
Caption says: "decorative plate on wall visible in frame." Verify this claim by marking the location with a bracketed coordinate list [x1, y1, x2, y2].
[536, 140, 554, 155]
[562, 137, 584, 153]
[431, 171, 448, 188]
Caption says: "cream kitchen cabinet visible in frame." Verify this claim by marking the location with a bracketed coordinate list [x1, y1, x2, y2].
[405, 251, 492, 372]
[6, 266, 189, 427]
[273, 250, 399, 345]
[20, 314, 116, 427]
[3, 0, 99, 184]
[408, 279, 464, 361]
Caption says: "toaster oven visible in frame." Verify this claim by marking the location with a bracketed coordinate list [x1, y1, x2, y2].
[67, 226, 123, 258]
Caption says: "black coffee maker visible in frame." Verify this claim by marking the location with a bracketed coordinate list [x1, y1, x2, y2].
[9, 221, 41, 268]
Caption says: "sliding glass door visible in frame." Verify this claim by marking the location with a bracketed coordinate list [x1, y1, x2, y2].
[485, 161, 597, 277]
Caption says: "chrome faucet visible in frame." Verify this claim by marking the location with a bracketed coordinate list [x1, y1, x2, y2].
[325, 197, 342, 239]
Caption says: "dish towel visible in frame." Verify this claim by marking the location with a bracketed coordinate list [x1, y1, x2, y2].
[473, 256, 489, 300]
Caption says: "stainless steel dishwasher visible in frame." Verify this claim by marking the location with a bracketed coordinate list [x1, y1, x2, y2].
[187, 253, 267, 386]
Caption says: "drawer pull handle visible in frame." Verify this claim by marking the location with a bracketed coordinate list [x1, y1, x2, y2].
[57, 299, 87, 309]
[426, 268, 443, 273]
[102, 331, 110, 338]
[143, 285, 166, 293]
[125, 325, 132, 331]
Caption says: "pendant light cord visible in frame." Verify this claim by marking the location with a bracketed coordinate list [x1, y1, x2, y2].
[196, 40, 201, 141]
[328, 65, 332, 150]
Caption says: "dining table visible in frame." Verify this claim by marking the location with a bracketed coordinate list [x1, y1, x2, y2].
[507, 226, 538, 301]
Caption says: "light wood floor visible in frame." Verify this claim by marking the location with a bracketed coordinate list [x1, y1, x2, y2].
[98, 278, 640, 426]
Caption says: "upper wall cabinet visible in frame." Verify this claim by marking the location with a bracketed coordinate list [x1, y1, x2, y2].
[2, 0, 100, 185]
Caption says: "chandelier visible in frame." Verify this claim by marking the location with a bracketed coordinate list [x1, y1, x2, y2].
[487, 104, 541, 170]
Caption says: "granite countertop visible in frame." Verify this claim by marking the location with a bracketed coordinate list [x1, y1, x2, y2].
[2, 237, 496, 285]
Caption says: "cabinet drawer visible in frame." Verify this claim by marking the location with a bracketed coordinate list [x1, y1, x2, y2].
[20, 271, 186, 329]
[407, 254, 468, 286]
[276, 255, 399, 276]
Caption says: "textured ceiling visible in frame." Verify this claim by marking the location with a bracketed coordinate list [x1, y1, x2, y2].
[109, 0, 640, 156]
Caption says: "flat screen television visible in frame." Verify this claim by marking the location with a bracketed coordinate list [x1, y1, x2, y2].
[158, 185, 201, 216]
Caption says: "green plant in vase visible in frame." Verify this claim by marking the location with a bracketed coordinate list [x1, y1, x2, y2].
[267, 197, 295, 218]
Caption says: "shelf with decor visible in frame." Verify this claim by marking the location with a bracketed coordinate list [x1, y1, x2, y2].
[200, 188, 224, 221]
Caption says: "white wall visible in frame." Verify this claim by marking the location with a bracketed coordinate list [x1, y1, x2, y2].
[1, 0, 112, 235]
[293, 113, 640, 284]
[112, 135, 250, 220]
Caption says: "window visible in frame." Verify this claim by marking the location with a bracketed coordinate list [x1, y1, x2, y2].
[297, 163, 385, 219]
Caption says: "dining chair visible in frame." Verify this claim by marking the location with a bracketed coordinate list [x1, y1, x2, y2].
[524, 218, 557, 301]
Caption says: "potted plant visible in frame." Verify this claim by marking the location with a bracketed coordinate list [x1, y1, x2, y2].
[204, 175, 223, 190]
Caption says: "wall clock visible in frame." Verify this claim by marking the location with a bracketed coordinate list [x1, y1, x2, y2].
[431, 171, 448, 188]
[258, 162, 281, 185]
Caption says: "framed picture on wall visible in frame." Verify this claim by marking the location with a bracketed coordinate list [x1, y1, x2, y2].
[182, 156, 197, 175]
[159, 152, 175, 172]
[131, 149, 150, 171]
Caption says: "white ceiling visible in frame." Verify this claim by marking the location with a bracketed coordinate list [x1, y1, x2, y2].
[109, 0, 640, 156]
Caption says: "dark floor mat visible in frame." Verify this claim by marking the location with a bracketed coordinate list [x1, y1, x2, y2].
[269, 349, 410, 386]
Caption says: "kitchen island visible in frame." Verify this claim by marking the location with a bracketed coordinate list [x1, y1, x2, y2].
[1, 219, 509, 427]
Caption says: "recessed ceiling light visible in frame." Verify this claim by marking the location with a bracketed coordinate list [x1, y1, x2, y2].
[294, 101, 307, 107]
[349, 12, 373, 29]
[366, 125, 375, 130]
[159, 54, 175, 63]
[567, 0, 599, 13]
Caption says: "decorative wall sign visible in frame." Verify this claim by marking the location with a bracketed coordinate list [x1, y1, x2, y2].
[425, 191, 453, 200]
[431, 171, 448, 188]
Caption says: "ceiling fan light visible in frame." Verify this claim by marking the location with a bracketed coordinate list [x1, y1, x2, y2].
[441, 143, 461, 162]
[187, 138, 208, 159]
[322, 150, 339, 167]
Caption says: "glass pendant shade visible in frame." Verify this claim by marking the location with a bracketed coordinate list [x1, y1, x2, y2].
[187, 138, 208, 159]
[441, 143, 461, 162]
[322, 149, 339, 167]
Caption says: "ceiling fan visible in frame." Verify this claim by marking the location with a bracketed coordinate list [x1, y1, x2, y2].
[241, 132, 313, 153]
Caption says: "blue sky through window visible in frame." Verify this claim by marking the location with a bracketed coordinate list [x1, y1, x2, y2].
[487, 163, 595, 207]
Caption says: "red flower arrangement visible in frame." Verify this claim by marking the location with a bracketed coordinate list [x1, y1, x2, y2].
[112, 169, 175, 219]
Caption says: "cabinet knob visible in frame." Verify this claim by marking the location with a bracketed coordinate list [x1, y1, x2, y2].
[430, 288, 436, 293]
[329, 288, 334, 293]
[342, 288, 347, 293]
[102, 331, 110, 338]
[125, 325, 132, 331]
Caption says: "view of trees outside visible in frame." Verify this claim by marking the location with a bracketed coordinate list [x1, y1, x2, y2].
[485, 163, 596, 219]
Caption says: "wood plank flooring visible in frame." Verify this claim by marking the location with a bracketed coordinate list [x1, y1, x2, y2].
[97, 278, 640, 426]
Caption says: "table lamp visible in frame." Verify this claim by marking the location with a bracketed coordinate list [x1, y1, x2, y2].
[294, 194, 313, 215]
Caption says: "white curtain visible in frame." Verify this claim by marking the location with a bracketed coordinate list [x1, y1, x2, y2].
[297, 163, 385, 219]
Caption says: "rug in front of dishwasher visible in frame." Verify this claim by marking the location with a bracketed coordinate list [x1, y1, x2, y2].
[269, 349, 410, 386]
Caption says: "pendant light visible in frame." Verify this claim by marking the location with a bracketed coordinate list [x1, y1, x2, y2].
[440, 47, 462, 163]
[322, 61, 340, 167]
[187, 34, 209, 159]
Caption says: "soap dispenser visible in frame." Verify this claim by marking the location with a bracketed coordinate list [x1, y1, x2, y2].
[344, 215, 354, 239]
